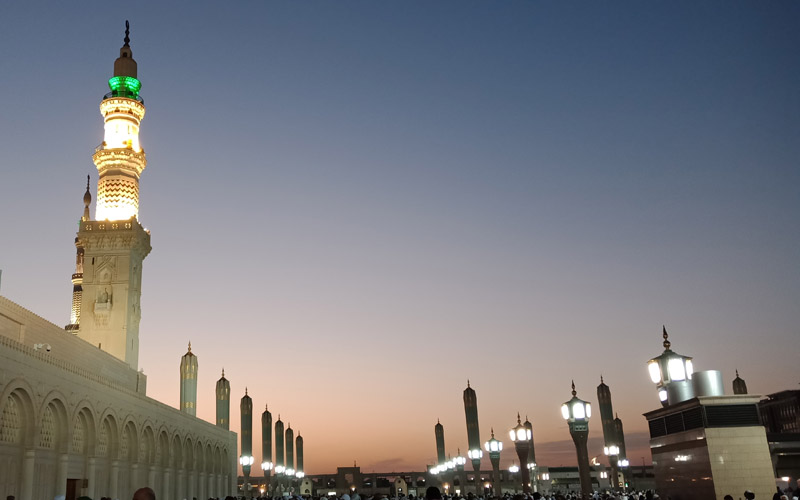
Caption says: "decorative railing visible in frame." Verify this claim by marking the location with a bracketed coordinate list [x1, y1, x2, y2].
[102, 91, 144, 104]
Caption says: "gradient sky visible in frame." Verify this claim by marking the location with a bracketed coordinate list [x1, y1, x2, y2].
[1, 1, 799, 475]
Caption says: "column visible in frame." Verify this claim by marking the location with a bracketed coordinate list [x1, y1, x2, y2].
[208, 472, 215, 498]
[148, 465, 157, 490]
[130, 464, 140, 495]
[55, 453, 69, 498]
[163, 467, 171, 500]
[20, 449, 36, 500]
[110, 460, 120, 499]
[188, 470, 195, 500]
[176, 468, 185, 500]
[198, 472, 207, 500]
[86, 457, 98, 499]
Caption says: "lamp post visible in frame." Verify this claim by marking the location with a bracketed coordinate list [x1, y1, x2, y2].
[603, 445, 619, 491]
[508, 463, 520, 492]
[261, 461, 273, 495]
[454, 451, 467, 495]
[647, 326, 694, 406]
[509, 414, 532, 494]
[239, 455, 254, 497]
[484, 428, 503, 495]
[561, 381, 592, 498]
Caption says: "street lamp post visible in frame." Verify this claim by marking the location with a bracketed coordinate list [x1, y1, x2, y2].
[484, 429, 503, 495]
[561, 381, 592, 499]
[454, 452, 467, 495]
[603, 445, 620, 491]
[509, 414, 532, 494]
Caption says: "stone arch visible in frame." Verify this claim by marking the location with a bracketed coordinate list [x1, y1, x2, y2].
[121, 418, 138, 463]
[184, 436, 195, 471]
[194, 439, 204, 472]
[213, 445, 222, 474]
[37, 391, 70, 453]
[171, 432, 183, 469]
[97, 411, 120, 459]
[71, 406, 96, 456]
[157, 429, 170, 468]
[204, 442, 213, 473]
[141, 425, 156, 465]
[0, 378, 37, 447]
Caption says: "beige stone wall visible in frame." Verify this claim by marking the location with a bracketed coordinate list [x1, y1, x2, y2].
[0, 295, 238, 500]
[707, 426, 775, 500]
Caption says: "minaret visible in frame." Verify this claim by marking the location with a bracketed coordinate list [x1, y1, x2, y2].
[523, 416, 536, 467]
[262, 404, 273, 478]
[434, 419, 446, 465]
[463, 380, 483, 474]
[65, 177, 91, 332]
[216, 369, 230, 429]
[275, 416, 285, 472]
[286, 424, 295, 472]
[179, 342, 198, 416]
[296, 434, 304, 475]
[241, 389, 254, 488]
[732, 369, 748, 395]
[597, 376, 620, 488]
[75, 21, 151, 369]
[613, 413, 627, 461]
[596, 376, 617, 452]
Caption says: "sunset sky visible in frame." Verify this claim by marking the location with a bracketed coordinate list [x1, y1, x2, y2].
[1, 2, 798, 475]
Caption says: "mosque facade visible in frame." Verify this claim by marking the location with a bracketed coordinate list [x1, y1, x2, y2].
[0, 24, 237, 500]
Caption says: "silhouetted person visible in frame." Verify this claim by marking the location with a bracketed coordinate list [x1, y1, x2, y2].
[133, 487, 156, 500]
[724, 496, 733, 500]
[425, 487, 442, 500]
[745, 491, 756, 500]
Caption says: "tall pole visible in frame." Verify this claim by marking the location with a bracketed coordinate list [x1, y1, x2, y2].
[262, 405, 273, 491]
[240, 389, 253, 498]
[463, 381, 483, 493]
[597, 377, 619, 490]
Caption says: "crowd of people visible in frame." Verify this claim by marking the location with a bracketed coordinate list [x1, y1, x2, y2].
[7, 484, 799, 500]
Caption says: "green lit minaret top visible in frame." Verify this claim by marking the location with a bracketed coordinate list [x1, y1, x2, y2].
[108, 21, 141, 100]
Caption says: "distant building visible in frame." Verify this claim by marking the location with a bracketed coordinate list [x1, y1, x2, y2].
[759, 390, 800, 485]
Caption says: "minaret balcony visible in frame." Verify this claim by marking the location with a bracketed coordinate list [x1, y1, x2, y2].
[103, 90, 144, 104]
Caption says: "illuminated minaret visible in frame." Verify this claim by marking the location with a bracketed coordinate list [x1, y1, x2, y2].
[75, 21, 151, 369]
[275, 416, 285, 473]
[435, 419, 446, 465]
[285, 424, 295, 473]
[262, 404, 273, 480]
[296, 434, 304, 475]
[241, 389, 254, 482]
[463, 380, 483, 474]
[732, 369, 748, 395]
[179, 342, 198, 416]
[216, 369, 230, 429]
[65, 177, 91, 332]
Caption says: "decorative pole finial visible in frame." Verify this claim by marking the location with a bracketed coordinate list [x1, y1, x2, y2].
[187, 341, 191, 352]
[124, 20, 130, 47]
[490, 427, 495, 438]
[600, 374, 604, 384]
[517, 412, 521, 424]
[736, 369, 739, 377]
[467, 379, 470, 388]
[86, 174, 90, 192]
[571, 380, 577, 397]
[245, 386, 248, 396]
[221, 367, 225, 377]
[662, 325, 671, 349]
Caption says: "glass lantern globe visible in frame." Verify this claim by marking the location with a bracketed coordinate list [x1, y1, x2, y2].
[468, 449, 483, 460]
[509, 414, 532, 443]
[454, 455, 467, 467]
[561, 381, 591, 423]
[275, 465, 285, 474]
[603, 445, 620, 456]
[508, 464, 520, 473]
[261, 461, 273, 471]
[484, 429, 503, 454]
[647, 326, 694, 386]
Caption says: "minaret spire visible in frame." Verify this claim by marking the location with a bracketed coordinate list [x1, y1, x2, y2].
[124, 20, 130, 47]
